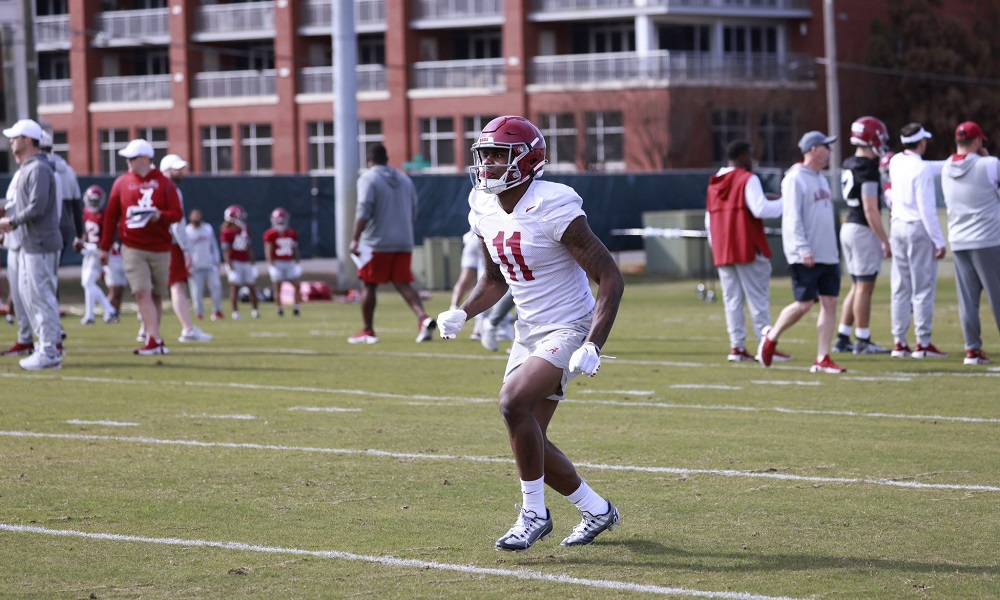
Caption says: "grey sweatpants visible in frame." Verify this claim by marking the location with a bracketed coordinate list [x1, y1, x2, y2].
[890, 220, 939, 346]
[6, 247, 34, 345]
[953, 245, 1000, 351]
[189, 267, 223, 316]
[717, 254, 772, 349]
[18, 250, 61, 357]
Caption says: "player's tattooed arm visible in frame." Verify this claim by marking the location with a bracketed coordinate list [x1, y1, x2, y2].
[563, 216, 624, 352]
[460, 237, 509, 320]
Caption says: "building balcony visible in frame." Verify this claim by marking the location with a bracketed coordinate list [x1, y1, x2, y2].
[193, 70, 277, 100]
[410, 0, 504, 28]
[93, 8, 170, 47]
[298, 0, 387, 35]
[528, 50, 815, 89]
[298, 65, 388, 95]
[529, 0, 811, 19]
[193, 2, 275, 42]
[35, 14, 71, 51]
[38, 79, 72, 108]
[410, 58, 505, 96]
[91, 74, 172, 105]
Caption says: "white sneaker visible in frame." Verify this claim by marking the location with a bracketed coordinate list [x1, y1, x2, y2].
[252, 309, 260, 319]
[415, 316, 436, 343]
[136, 325, 146, 343]
[80, 316, 95, 325]
[480, 319, 499, 352]
[179, 326, 214, 343]
[560, 502, 620, 546]
[232, 311, 241, 320]
[19, 351, 62, 371]
[495, 506, 553, 552]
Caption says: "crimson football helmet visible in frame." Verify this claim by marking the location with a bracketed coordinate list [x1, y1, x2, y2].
[270, 207, 289, 231]
[83, 185, 106, 210]
[850, 116, 890, 157]
[469, 116, 548, 195]
[224, 204, 247, 225]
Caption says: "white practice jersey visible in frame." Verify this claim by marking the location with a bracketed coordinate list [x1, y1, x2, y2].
[469, 179, 595, 325]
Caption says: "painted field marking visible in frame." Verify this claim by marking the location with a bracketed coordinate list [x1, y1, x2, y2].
[841, 376, 913, 382]
[671, 384, 742, 391]
[66, 420, 139, 427]
[578, 389, 656, 395]
[3, 430, 998, 493]
[182, 414, 257, 420]
[0, 524, 803, 600]
[751, 380, 822, 387]
[288, 407, 362, 413]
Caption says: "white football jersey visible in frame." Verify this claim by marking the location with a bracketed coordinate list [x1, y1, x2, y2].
[469, 179, 595, 325]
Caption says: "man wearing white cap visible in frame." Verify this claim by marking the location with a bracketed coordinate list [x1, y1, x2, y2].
[887, 122, 948, 359]
[159, 153, 211, 342]
[98, 139, 184, 355]
[757, 130, 845, 374]
[0, 119, 64, 370]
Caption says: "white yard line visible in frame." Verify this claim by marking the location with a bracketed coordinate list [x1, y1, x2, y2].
[66, 420, 140, 427]
[0, 523, 803, 600]
[181, 414, 257, 420]
[2, 430, 997, 492]
[288, 407, 362, 413]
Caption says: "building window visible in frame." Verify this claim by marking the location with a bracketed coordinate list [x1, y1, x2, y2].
[584, 111, 624, 171]
[52, 131, 69, 164]
[306, 120, 383, 174]
[39, 53, 70, 80]
[723, 25, 778, 55]
[241, 124, 273, 174]
[658, 25, 710, 52]
[462, 115, 498, 167]
[454, 28, 502, 60]
[536, 112, 577, 172]
[37, 0, 68, 16]
[572, 21, 635, 54]
[201, 125, 234, 174]
[100, 128, 129, 174]
[419, 117, 455, 170]
[135, 127, 168, 166]
[358, 35, 385, 65]
[711, 109, 748, 165]
[133, 50, 169, 76]
[358, 120, 384, 168]
[758, 109, 795, 168]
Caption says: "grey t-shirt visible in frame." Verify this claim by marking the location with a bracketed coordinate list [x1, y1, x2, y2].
[355, 165, 418, 252]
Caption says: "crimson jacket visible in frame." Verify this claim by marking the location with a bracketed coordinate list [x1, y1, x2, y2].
[99, 168, 182, 253]
[706, 167, 771, 266]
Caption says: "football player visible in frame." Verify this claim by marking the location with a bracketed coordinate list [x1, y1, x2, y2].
[436, 116, 625, 551]
[263, 207, 302, 316]
[79, 186, 119, 324]
[219, 204, 259, 319]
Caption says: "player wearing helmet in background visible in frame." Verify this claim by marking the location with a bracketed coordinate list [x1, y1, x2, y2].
[833, 116, 893, 355]
[79, 185, 119, 325]
[263, 207, 302, 316]
[219, 204, 259, 319]
[436, 116, 625, 551]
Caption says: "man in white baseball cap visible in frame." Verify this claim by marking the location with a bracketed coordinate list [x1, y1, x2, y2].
[2, 119, 43, 141]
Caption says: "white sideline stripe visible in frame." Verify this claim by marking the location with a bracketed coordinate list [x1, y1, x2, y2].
[578, 389, 656, 395]
[671, 385, 741, 391]
[0, 524, 802, 600]
[66, 420, 139, 427]
[3, 430, 998, 492]
[841, 376, 913, 382]
[751, 380, 822, 387]
[249, 332, 289, 337]
[289, 407, 362, 413]
[182, 414, 257, 420]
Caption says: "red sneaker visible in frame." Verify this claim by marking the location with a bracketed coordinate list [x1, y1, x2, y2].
[756, 326, 776, 367]
[2, 342, 34, 357]
[134, 337, 169, 355]
[810, 355, 846, 373]
[912, 343, 948, 359]
[771, 349, 792, 362]
[964, 349, 990, 365]
[211, 311, 224, 321]
[727, 347, 756, 362]
[348, 329, 379, 344]
[890, 342, 912, 358]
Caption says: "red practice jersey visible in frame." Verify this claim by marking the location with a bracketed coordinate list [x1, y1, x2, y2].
[220, 224, 253, 262]
[263, 227, 298, 262]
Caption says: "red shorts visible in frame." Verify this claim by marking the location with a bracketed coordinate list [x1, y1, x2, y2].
[168, 243, 188, 286]
[358, 251, 414, 285]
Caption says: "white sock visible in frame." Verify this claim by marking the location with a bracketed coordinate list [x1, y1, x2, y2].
[838, 323, 852, 337]
[564, 480, 609, 516]
[855, 327, 870, 340]
[520, 476, 546, 516]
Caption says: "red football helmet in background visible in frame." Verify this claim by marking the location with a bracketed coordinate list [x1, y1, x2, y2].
[850, 116, 890, 157]
[83, 185, 106, 210]
[469, 115, 548, 195]
[224, 204, 247, 225]
[270, 207, 289, 230]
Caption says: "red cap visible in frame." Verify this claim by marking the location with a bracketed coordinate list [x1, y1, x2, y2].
[955, 121, 988, 141]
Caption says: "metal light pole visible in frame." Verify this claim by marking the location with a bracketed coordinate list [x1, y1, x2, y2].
[333, 0, 359, 290]
[823, 0, 842, 193]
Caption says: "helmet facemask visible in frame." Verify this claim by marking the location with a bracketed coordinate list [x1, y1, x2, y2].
[469, 140, 546, 195]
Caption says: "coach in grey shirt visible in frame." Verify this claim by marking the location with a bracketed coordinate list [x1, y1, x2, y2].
[0, 119, 63, 370]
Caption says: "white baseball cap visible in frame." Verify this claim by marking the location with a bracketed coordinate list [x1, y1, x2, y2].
[118, 138, 155, 159]
[159, 153, 188, 172]
[3, 119, 43, 140]
[39, 130, 54, 148]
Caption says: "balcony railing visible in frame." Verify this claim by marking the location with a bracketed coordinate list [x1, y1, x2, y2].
[92, 74, 172, 103]
[35, 15, 71, 48]
[411, 0, 504, 20]
[530, 0, 810, 13]
[298, 65, 388, 94]
[529, 51, 815, 86]
[194, 70, 277, 98]
[38, 79, 72, 106]
[299, 0, 387, 32]
[94, 8, 170, 44]
[411, 58, 505, 90]
[194, 3, 275, 39]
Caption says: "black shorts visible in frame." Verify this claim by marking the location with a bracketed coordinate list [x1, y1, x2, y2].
[789, 263, 841, 302]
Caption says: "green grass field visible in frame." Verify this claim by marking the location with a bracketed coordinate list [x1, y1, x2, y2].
[1, 275, 998, 599]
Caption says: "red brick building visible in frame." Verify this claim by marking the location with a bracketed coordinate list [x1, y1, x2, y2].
[25, 0, 894, 177]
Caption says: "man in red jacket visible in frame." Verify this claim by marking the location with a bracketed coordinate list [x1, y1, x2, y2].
[705, 140, 785, 363]
[98, 139, 183, 355]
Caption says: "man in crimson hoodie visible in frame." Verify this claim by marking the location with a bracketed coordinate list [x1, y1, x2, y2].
[705, 140, 784, 363]
[99, 139, 183, 355]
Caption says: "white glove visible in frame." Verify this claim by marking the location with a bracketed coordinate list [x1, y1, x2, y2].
[437, 309, 467, 340]
[569, 342, 601, 377]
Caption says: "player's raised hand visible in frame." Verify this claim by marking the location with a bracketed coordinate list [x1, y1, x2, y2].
[569, 342, 601, 376]
[437, 309, 467, 339]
